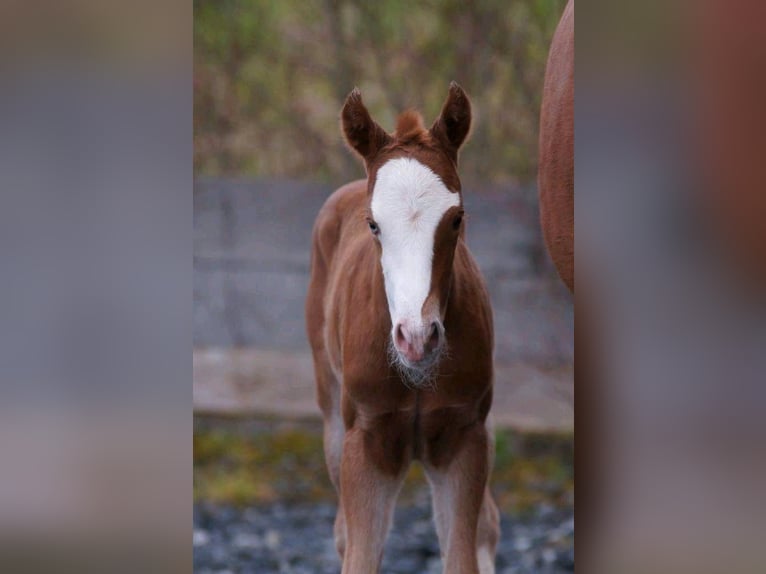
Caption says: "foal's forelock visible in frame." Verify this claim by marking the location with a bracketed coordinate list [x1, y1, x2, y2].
[371, 157, 460, 337]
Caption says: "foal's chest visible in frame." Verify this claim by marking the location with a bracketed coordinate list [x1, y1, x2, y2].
[346, 380, 491, 470]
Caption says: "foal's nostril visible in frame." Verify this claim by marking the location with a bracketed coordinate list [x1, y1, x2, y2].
[426, 322, 440, 351]
[395, 324, 407, 346]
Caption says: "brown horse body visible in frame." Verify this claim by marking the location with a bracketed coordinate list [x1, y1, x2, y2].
[306, 85, 499, 573]
[538, 0, 574, 292]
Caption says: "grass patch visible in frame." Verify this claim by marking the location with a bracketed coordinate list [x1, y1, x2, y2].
[194, 423, 334, 505]
[194, 417, 573, 515]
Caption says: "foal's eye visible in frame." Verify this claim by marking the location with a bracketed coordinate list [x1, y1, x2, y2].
[368, 220, 380, 236]
[452, 214, 463, 230]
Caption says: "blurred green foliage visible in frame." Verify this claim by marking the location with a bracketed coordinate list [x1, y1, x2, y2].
[194, 422, 573, 515]
[194, 0, 566, 185]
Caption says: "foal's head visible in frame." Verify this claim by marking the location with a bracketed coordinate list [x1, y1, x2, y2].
[341, 83, 472, 378]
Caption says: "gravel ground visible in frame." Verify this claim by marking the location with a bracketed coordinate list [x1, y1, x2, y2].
[194, 501, 573, 574]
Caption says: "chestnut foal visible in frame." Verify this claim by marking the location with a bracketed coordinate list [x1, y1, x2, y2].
[306, 83, 499, 574]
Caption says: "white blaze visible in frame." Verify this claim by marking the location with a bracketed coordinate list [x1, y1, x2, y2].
[371, 157, 460, 328]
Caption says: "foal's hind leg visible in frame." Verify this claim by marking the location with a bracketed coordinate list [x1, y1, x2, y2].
[477, 418, 500, 573]
[324, 399, 346, 558]
[326, 412, 346, 558]
[476, 487, 501, 573]
[314, 358, 346, 557]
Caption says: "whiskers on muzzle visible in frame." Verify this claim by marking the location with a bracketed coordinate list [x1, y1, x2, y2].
[387, 337, 449, 390]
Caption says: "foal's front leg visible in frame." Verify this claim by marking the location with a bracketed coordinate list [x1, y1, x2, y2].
[426, 422, 499, 574]
[339, 426, 409, 574]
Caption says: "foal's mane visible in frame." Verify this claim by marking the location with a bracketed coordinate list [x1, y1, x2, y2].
[369, 109, 463, 194]
[394, 110, 432, 146]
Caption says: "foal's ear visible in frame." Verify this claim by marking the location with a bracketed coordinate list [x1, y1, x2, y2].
[431, 82, 472, 161]
[341, 88, 392, 162]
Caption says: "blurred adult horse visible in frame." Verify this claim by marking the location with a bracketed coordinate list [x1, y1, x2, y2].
[538, 0, 574, 292]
